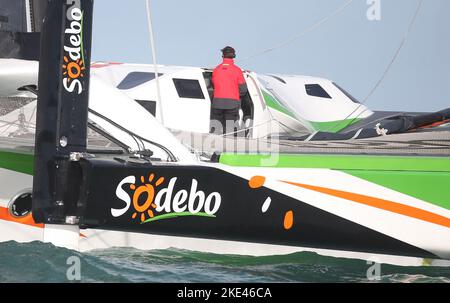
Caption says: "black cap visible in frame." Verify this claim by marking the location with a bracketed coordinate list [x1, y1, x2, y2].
[221, 46, 236, 58]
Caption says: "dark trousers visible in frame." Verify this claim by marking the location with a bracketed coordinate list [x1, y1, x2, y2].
[210, 107, 239, 136]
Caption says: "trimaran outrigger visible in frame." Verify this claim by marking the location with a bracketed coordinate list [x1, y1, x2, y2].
[0, 0, 449, 267]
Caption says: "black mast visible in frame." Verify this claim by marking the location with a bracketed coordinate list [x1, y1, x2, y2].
[31, 0, 49, 32]
[32, 0, 93, 224]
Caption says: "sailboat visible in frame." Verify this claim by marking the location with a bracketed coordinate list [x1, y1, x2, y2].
[0, 0, 449, 267]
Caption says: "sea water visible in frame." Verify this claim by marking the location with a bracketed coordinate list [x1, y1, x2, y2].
[0, 241, 449, 283]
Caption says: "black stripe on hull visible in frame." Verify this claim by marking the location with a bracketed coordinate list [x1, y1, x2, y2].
[79, 159, 438, 259]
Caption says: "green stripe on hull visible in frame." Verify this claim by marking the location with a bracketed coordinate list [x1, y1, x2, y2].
[262, 90, 360, 133]
[344, 170, 450, 211]
[219, 153, 450, 172]
[262, 90, 297, 120]
[0, 150, 34, 175]
[309, 118, 362, 133]
[219, 153, 450, 210]
[1, 149, 449, 211]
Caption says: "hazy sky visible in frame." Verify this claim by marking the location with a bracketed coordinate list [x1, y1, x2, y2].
[92, 0, 449, 112]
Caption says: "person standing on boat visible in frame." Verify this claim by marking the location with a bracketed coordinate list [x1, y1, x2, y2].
[210, 46, 248, 135]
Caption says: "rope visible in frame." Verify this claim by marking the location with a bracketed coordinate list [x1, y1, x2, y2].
[145, 0, 164, 124]
[217, 118, 276, 138]
[324, 0, 424, 133]
[239, 0, 354, 62]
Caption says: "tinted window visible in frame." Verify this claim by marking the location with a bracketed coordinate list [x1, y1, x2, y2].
[305, 84, 332, 99]
[333, 83, 360, 103]
[173, 79, 205, 99]
[117, 72, 163, 90]
[135, 100, 157, 116]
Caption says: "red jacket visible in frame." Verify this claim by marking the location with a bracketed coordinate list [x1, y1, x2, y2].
[212, 58, 246, 101]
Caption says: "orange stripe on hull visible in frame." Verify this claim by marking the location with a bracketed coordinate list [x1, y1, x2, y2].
[0, 206, 87, 238]
[0, 206, 44, 228]
[282, 181, 450, 229]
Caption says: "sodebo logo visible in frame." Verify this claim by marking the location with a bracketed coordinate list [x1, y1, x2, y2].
[112, 174, 222, 223]
[62, 0, 85, 94]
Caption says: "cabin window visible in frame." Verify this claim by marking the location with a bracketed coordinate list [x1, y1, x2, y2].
[117, 72, 164, 90]
[173, 79, 205, 99]
[135, 100, 157, 116]
[305, 84, 332, 99]
[333, 83, 360, 103]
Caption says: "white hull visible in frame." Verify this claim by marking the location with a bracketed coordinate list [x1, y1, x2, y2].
[1, 219, 449, 268]
[1, 160, 450, 267]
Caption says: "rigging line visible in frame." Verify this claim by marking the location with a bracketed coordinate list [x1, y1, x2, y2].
[243, 133, 311, 149]
[261, 100, 305, 136]
[217, 118, 276, 138]
[196, 122, 309, 155]
[88, 109, 178, 162]
[274, 117, 306, 134]
[363, 0, 423, 104]
[90, 110, 143, 152]
[325, 0, 424, 133]
[216, 100, 300, 138]
[239, 0, 354, 62]
[0, 120, 34, 129]
[183, 119, 274, 158]
[28, 103, 37, 124]
[88, 122, 131, 153]
[145, 0, 164, 125]
[0, 119, 19, 129]
[215, 119, 304, 147]
[0, 120, 19, 135]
